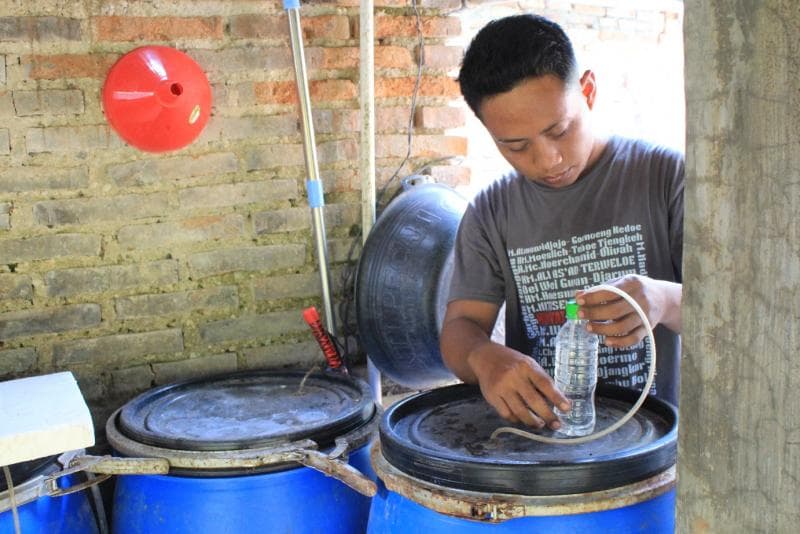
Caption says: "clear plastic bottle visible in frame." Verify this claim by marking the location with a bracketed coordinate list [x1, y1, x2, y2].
[554, 299, 600, 437]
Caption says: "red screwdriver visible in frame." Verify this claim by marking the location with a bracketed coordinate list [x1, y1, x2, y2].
[302, 306, 348, 374]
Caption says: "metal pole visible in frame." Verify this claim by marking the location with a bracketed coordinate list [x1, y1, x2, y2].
[359, 0, 381, 403]
[283, 0, 335, 334]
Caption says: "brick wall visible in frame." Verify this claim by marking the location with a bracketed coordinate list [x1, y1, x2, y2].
[0, 0, 682, 430]
[0, 0, 466, 427]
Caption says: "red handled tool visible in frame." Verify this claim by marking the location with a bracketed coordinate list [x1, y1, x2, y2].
[303, 307, 347, 374]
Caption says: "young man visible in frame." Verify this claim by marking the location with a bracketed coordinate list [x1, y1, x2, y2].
[440, 14, 683, 431]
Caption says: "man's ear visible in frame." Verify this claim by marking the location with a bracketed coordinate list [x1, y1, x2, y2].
[579, 70, 597, 110]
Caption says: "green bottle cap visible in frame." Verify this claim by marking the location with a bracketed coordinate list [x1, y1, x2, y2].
[565, 299, 579, 320]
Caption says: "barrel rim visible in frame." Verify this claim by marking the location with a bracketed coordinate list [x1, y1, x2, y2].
[106, 371, 380, 477]
[379, 383, 678, 495]
[370, 442, 676, 521]
[115, 369, 375, 453]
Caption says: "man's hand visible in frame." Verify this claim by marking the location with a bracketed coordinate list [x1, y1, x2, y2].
[468, 342, 570, 429]
[440, 299, 570, 428]
[576, 274, 682, 348]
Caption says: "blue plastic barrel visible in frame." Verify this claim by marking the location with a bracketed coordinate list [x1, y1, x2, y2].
[107, 370, 378, 534]
[369, 384, 677, 533]
[1, 458, 99, 534]
[113, 444, 373, 534]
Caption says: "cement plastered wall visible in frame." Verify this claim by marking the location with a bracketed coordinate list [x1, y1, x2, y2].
[680, 1, 800, 531]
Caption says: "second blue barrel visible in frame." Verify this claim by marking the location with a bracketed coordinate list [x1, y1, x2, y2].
[369, 384, 677, 533]
[0, 455, 99, 534]
[107, 370, 378, 534]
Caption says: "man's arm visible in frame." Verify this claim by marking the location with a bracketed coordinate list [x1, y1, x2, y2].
[576, 274, 682, 348]
[440, 299, 570, 429]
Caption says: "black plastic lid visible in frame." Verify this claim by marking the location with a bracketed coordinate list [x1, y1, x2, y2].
[117, 370, 375, 451]
[0, 455, 57, 492]
[380, 384, 677, 495]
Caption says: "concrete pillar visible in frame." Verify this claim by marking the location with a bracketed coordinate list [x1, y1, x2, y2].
[680, 1, 800, 532]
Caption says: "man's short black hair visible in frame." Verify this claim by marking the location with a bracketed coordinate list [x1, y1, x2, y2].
[458, 14, 579, 117]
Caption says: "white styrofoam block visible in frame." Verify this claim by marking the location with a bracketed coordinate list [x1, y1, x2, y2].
[0, 372, 95, 467]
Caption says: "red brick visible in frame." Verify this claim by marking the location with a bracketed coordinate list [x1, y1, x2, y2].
[414, 106, 465, 129]
[230, 14, 349, 41]
[376, 46, 414, 69]
[377, 106, 411, 132]
[374, 16, 461, 39]
[23, 54, 119, 80]
[412, 135, 467, 158]
[321, 168, 359, 192]
[307, 47, 359, 70]
[310, 79, 357, 102]
[376, 76, 460, 98]
[313, 109, 360, 134]
[93, 16, 224, 42]
[255, 81, 296, 105]
[419, 45, 462, 70]
[255, 79, 356, 105]
[229, 14, 286, 39]
[302, 15, 351, 40]
[377, 134, 467, 159]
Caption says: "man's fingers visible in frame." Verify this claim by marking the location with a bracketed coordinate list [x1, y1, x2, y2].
[492, 397, 521, 424]
[579, 296, 634, 322]
[587, 311, 640, 337]
[518, 387, 562, 430]
[527, 373, 570, 412]
[576, 288, 614, 306]
[505, 394, 545, 428]
[602, 325, 647, 348]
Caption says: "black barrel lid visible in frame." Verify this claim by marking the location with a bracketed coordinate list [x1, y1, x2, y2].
[117, 370, 375, 451]
[380, 384, 677, 495]
[0, 455, 57, 492]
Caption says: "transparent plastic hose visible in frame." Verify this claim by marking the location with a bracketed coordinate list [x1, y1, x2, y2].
[490, 284, 657, 445]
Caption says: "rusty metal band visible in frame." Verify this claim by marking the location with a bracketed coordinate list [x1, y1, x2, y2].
[104, 405, 379, 471]
[370, 443, 676, 522]
[1, 451, 107, 512]
[45, 455, 112, 497]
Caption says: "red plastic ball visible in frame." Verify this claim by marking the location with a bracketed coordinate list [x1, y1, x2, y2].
[102, 46, 212, 153]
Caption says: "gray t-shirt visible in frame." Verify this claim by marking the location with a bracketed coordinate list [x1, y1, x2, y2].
[449, 136, 684, 406]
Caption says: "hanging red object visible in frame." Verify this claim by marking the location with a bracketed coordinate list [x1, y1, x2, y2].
[102, 46, 212, 152]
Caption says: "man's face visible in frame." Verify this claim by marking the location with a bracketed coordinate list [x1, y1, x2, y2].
[478, 73, 601, 189]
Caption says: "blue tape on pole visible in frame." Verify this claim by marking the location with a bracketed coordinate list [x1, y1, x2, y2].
[306, 179, 325, 208]
[283, 0, 300, 10]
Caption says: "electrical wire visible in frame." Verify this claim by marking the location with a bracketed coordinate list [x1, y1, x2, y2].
[88, 473, 109, 534]
[2, 465, 21, 534]
[374, 0, 425, 211]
